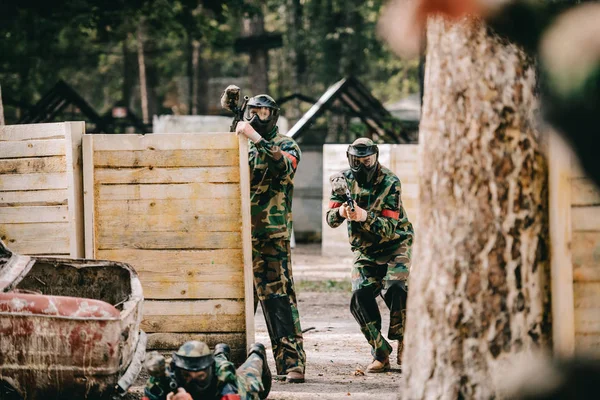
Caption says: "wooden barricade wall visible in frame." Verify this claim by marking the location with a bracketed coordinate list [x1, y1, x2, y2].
[0, 122, 84, 257]
[322, 144, 420, 256]
[83, 133, 254, 359]
[550, 133, 600, 357]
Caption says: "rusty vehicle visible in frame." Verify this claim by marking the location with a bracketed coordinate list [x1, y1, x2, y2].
[0, 240, 146, 399]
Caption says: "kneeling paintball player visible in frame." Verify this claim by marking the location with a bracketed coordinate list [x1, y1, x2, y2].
[326, 138, 414, 373]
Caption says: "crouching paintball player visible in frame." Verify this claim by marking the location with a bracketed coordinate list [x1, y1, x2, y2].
[222, 87, 306, 383]
[142, 341, 272, 400]
[326, 138, 414, 373]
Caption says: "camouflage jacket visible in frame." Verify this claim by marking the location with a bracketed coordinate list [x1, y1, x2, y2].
[326, 165, 414, 258]
[143, 353, 238, 400]
[249, 127, 301, 241]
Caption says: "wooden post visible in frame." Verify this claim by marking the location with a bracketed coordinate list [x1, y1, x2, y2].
[238, 135, 255, 350]
[548, 132, 575, 357]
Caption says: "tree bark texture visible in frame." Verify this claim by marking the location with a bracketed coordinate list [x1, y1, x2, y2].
[403, 17, 551, 399]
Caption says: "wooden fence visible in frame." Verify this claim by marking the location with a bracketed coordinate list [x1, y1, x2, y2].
[82, 133, 254, 358]
[1, 123, 598, 356]
[549, 133, 600, 356]
[0, 122, 84, 257]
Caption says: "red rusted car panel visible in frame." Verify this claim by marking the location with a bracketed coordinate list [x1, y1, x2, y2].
[0, 240, 146, 400]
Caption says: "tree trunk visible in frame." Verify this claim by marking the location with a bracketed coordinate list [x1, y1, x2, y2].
[403, 17, 551, 399]
[191, 39, 200, 115]
[285, 0, 305, 122]
[243, 4, 269, 95]
[136, 25, 149, 124]
[0, 84, 5, 126]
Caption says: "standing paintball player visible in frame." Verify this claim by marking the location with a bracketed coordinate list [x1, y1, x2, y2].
[143, 341, 272, 400]
[326, 138, 414, 373]
[228, 90, 306, 383]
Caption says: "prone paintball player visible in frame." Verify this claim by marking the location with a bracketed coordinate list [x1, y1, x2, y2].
[142, 341, 272, 400]
[326, 138, 414, 373]
[221, 86, 306, 383]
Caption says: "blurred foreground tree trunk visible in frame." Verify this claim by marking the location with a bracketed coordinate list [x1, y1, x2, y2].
[403, 17, 551, 399]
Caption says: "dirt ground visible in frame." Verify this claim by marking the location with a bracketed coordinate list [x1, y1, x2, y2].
[127, 243, 404, 399]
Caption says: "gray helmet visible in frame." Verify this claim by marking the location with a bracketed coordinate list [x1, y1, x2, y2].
[172, 341, 214, 371]
[244, 94, 280, 136]
[347, 138, 379, 185]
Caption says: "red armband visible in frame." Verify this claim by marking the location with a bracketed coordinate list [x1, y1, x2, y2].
[329, 201, 342, 208]
[221, 395, 242, 400]
[381, 209, 400, 220]
[281, 151, 298, 169]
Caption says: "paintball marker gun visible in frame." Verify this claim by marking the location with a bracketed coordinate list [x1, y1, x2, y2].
[144, 351, 178, 396]
[329, 173, 355, 212]
[220, 85, 250, 132]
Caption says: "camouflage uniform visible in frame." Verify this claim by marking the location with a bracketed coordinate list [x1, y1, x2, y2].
[249, 126, 306, 375]
[143, 350, 266, 400]
[326, 165, 414, 362]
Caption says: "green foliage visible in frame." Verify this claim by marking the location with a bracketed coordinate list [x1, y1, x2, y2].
[0, 0, 418, 125]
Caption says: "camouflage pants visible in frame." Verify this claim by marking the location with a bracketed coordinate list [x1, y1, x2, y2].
[350, 241, 411, 362]
[236, 353, 267, 400]
[253, 239, 306, 374]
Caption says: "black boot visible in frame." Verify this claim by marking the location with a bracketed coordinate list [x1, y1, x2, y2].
[249, 343, 272, 399]
[214, 343, 231, 360]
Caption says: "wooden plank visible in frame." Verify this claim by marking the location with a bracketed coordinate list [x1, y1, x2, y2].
[0, 139, 66, 158]
[90, 133, 237, 151]
[0, 190, 68, 206]
[548, 132, 575, 356]
[141, 299, 245, 333]
[239, 135, 254, 348]
[141, 280, 244, 299]
[94, 166, 239, 184]
[0, 157, 67, 174]
[147, 332, 245, 350]
[97, 213, 241, 233]
[573, 282, 600, 309]
[573, 267, 600, 282]
[572, 206, 600, 232]
[65, 121, 85, 258]
[98, 183, 240, 200]
[574, 308, 600, 333]
[96, 199, 240, 216]
[94, 149, 239, 167]
[574, 333, 600, 355]
[97, 231, 242, 250]
[0, 206, 68, 223]
[572, 232, 600, 267]
[137, 264, 243, 282]
[571, 178, 600, 206]
[0, 123, 67, 141]
[83, 134, 96, 258]
[0, 223, 70, 254]
[0, 173, 67, 191]
[96, 248, 243, 268]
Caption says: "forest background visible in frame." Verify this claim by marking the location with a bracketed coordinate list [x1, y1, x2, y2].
[0, 0, 420, 128]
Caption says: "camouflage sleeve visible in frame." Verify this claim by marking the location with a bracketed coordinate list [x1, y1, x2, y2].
[254, 139, 300, 178]
[326, 191, 347, 228]
[361, 180, 401, 238]
[215, 353, 239, 390]
[143, 376, 169, 400]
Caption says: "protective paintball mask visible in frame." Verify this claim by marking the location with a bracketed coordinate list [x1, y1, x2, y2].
[243, 94, 280, 137]
[347, 140, 379, 185]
